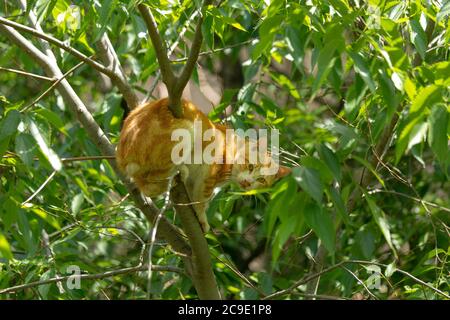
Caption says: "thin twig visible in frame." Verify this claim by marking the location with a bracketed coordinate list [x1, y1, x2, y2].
[0, 264, 183, 295]
[21, 171, 56, 205]
[0, 17, 115, 80]
[340, 265, 378, 300]
[147, 179, 173, 299]
[138, 1, 212, 117]
[0, 66, 55, 81]
[3, 154, 116, 163]
[21, 59, 87, 112]
[264, 260, 450, 300]
[96, 33, 140, 109]
[294, 292, 347, 300]
[368, 189, 450, 213]
[144, 9, 201, 101]
[41, 229, 65, 294]
[0, 16, 192, 259]
[61, 155, 116, 162]
[171, 39, 254, 63]
[175, 0, 212, 92]
[137, 4, 175, 91]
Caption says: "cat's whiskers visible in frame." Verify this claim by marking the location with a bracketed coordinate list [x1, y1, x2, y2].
[279, 147, 302, 159]
[272, 151, 300, 167]
[172, 199, 211, 206]
[291, 141, 308, 155]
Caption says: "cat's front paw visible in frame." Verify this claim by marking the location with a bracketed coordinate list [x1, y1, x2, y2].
[199, 220, 210, 233]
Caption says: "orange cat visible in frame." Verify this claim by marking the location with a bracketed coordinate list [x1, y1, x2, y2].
[116, 98, 289, 232]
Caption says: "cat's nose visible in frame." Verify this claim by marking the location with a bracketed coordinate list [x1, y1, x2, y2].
[240, 180, 251, 188]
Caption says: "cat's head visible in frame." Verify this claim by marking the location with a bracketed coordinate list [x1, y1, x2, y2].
[228, 136, 291, 190]
[232, 162, 291, 190]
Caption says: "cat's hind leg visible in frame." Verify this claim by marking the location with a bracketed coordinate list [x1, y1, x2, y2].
[182, 164, 214, 232]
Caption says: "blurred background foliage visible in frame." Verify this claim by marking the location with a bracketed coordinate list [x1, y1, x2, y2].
[0, 0, 449, 299]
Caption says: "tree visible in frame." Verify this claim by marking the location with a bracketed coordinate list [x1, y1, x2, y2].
[0, 0, 449, 300]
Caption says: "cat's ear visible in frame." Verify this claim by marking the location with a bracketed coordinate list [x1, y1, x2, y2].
[275, 166, 291, 179]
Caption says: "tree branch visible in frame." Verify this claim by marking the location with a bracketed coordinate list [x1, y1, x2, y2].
[137, 4, 176, 92]
[0, 264, 183, 295]
[174, 0, 212, 100]
[170, 175, 221, 299]
[3, 8, 140, 110]
[0, 21, 191, 260]
[3, 3, 219, 300]
[137, 1, 220, 299]
[137, 1, 212, 118]
[21, 59, 86, 113]
[95, 33, 141, 109]
[0, 17, 119, 84]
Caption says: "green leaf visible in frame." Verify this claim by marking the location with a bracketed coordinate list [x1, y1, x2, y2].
[428, 104, 449, 166]
[33, 108, 67, 134]
[317, 144, 342, 182]
[409, 85, 441, 116]
[300, 156, 334, 184]
[366, 195, 397, 258]
[311, 43, 337, 96]
[17, 209, 38, 255]
[209, 7, 246, 31]
[93, 0, 118, 41]
[15, 133, 37, 166]
[0, 136, 11, 158]
[348, 51, 376, 93]
[396, 116, 423, 162]
[379, 71, 398, 115]
[410, 19, 427, 60]
[407, 122, 428, 152]
[329, 186, 350, 225]
[351, 155, 385, 188]
[0, 109, 21, 139]
[285, 26, 305, 70]
[252, 15, 283, 60]
[352, 225, 377, 259]
[23, 204, 61, 230]
[265, 176, 297, 237]
[38, 269, 55, 299]
[270, 73, 300, 99]
[303, 201, 335, 254]
[272, 218, 296, 262]
[0, 232, 13, 260]
[396, 85, 443, 161]
[270, 191, 306, 263]
[437, 0, 450, 22]
[28, 119, 62, 171]
[71, 193, 85, 216]
[292, 167, 323, 203]
[385, 262, 396, 277]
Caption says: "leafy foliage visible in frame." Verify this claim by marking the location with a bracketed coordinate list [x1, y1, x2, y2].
[0, 0, 449, 300]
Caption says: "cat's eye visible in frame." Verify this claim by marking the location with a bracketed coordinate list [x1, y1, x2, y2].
[256, 177, 266, 183]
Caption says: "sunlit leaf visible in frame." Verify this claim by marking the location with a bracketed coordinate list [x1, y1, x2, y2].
[28, 119, 62, 171]
[0, 232, 13, 260]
